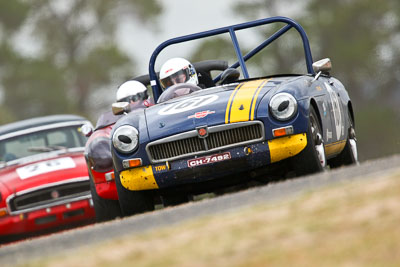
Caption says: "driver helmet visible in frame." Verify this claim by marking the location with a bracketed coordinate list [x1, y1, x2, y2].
[159, 57, 198, 90]
[116, 80, 148, 102]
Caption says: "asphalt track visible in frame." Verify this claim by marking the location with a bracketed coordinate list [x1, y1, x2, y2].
[1, 154, 400, 266]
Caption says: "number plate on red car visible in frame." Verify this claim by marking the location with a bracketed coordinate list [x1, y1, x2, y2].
[187, 152, 231, 167]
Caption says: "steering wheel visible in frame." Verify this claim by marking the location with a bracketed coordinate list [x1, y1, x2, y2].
[157, 83, 202, 103]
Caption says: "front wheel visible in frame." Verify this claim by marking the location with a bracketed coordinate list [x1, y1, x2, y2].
[89, 176, 122, 222]
[292, 105, 327, 176]
[115, 171, 154, 217]
[162, 194, 190, 207]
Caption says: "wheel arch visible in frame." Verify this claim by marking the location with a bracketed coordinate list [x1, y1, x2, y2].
[309, 98, 323, 133]
[347, 101, 355, 127]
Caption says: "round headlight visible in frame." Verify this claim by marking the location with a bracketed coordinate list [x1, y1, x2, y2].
[112, 125, 139, 154]
[269, 93, 298, 121]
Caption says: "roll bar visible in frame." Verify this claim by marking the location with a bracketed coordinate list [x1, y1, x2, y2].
[148, 16, 314, 102]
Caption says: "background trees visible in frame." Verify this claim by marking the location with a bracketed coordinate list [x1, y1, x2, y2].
[0, 0, 161, 123]
[0, 0, 398, 161]
[198, 0, 400, 161]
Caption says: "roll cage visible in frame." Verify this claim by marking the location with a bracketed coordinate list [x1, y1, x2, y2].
[148, 16, 314, 102]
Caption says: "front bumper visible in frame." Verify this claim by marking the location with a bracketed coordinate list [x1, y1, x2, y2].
[0, 198, 95, 236]
[119, 133, 307, 191]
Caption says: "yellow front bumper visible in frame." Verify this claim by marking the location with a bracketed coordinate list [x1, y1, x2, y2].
[119, 165, 159, 191]
[268, 133, 307, 163]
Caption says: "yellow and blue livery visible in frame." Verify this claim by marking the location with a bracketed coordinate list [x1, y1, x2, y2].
[111, 16, 358, 216]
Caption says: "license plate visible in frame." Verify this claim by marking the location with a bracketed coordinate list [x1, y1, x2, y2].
[187, 152, 231, 167]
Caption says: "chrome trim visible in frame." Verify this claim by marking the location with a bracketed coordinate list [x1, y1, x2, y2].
[146, 121, 265, 164]
[8, 195, 91, 216]
[0, 120, 90, 141]
[6, 176, 90, 215]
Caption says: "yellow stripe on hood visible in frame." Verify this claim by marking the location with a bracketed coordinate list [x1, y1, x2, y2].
[225, 79, 268, 123]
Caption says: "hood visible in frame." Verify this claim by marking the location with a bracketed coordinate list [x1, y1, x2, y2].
[145, 79, 278, 140]
[0, 152, 88, 194]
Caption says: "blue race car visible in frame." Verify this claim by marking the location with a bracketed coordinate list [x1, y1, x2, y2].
[111, 16, 358, 216]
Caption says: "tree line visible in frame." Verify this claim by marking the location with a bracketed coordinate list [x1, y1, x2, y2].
[0, 0, 399, 160]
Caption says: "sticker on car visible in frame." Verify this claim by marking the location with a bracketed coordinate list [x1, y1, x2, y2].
[325, 82, 343, 140]
[16, 157, 76, 179]
[187, 152, 231, 167]
[158, 95, 219, 115]
[188, 110, 215, 119]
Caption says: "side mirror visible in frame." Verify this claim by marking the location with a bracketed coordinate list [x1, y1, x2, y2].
[81, 122, 94, 137]
[312, 58, 332, 73]
[112, 102, 131, 115]
[219, 68, 240, 85]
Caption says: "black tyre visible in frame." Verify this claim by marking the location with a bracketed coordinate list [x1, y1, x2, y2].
[292, 105, 327, 176]
[89, 174, 122, 222]
[329, 110, 358, 168]
[162, 194, 189, 207]
[115, 171, 154, 216]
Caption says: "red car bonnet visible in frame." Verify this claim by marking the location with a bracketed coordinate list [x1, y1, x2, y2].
[0, 152, 88, 193]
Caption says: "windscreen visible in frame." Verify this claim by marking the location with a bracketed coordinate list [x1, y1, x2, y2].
[0, 125, 87, 162]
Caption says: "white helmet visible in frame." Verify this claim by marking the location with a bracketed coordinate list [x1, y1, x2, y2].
[159, 57, 198, 90]
[116, 80, 148, 102]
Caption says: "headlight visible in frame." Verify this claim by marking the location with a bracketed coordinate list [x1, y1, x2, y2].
[112, 125, 139, 153]
[269, 93, 298, 121]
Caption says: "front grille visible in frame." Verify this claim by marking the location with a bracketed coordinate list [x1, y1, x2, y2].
[8, 179, 90, 214]
[206, 123, 262, 149]
[147, 121, 264, 163]
[149, 136, 203, 160]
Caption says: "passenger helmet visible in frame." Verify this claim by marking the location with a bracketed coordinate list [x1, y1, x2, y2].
[159, 57, 198, 90]
[116, 80, 148, 102]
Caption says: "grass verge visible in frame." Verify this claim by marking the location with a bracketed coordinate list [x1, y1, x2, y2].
[22, 170, 400, 267]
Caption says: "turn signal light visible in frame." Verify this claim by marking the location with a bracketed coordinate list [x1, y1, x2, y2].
[272, 126, 294, 137]
[122, 158, 143, 169]
[0, 208, 8, 217]
[105, 171, 115, 182]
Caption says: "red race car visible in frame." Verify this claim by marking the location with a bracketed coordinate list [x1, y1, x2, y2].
[85, 99, 153, 222]
[0, 114, 95, 241]
[85, 110, 123, 222]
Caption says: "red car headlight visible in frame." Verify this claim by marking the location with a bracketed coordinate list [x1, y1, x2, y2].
[86, 136, 113, 172]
